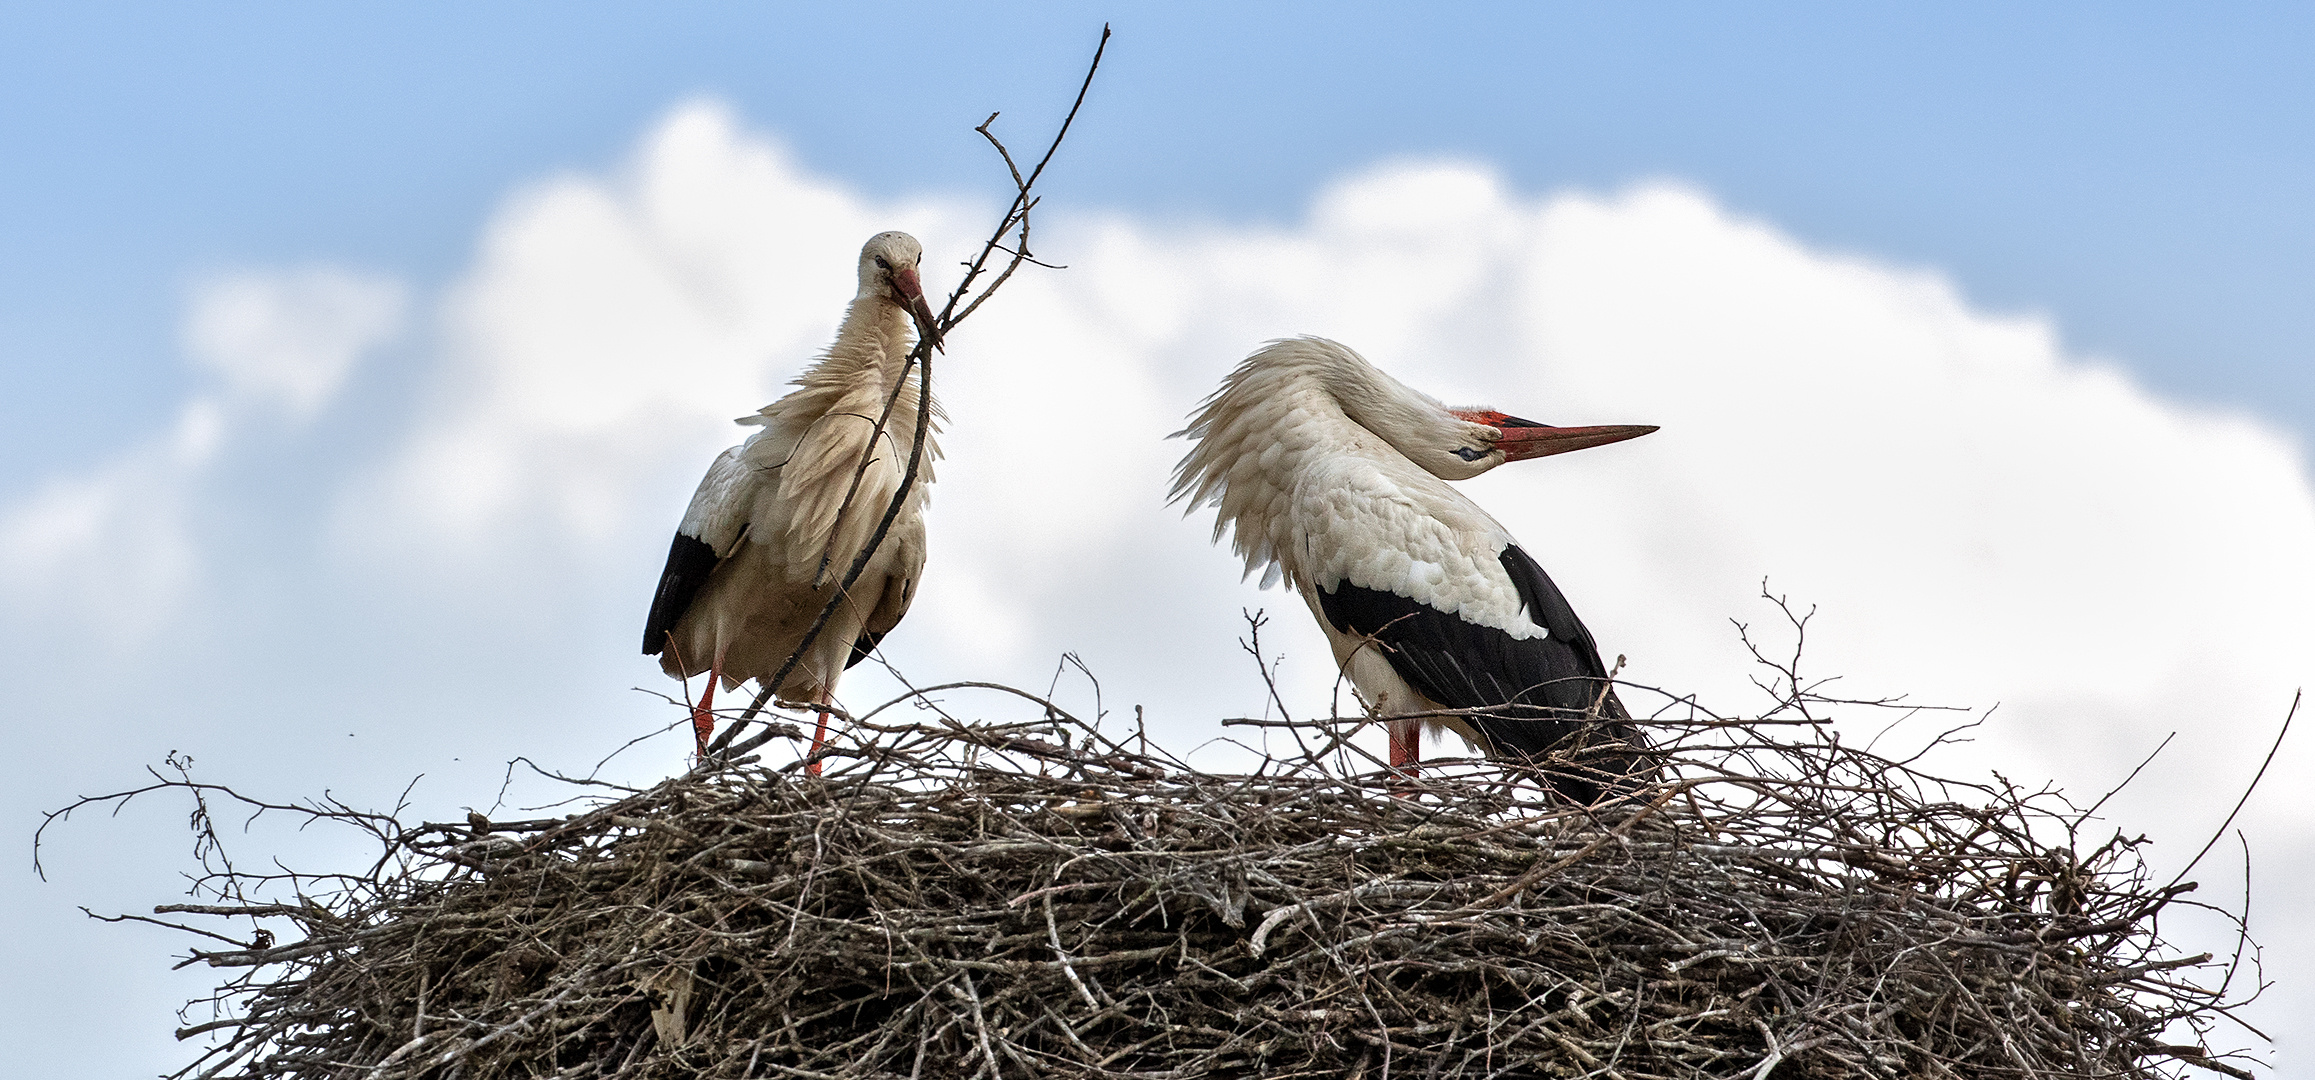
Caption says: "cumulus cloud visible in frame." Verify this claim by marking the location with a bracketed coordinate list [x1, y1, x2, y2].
[0, 407, 213, 639]
[185, 269, 405, 420]
[0, 266, 403, 636]
[328, 103, 2312, 1061]
[346, 101, 976, 552]
[15, 104, 2310, 1069]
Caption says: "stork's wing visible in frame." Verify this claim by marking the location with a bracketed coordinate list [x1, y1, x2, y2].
[642, 446, 757, 656]
[642, 532, 720, 656]
[1317, 544, 1646, 799]
[1489, 544, 1630, 727]
[1315, 544, 1611, 728]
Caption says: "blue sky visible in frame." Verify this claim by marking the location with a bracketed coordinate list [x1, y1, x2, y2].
[5, 5, 2313, 1077]
[5, 4, 2311, 479]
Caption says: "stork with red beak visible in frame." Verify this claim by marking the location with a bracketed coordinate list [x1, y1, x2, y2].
[1173, 337, 1656, 802]
[644, 230, 944, 767]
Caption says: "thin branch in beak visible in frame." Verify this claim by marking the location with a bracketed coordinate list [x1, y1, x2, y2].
[891, 265, 945, 353]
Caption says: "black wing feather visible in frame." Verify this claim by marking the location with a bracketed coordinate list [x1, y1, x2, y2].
[1316, 543, 1649, 800]
[846, 629, 887, 670]
[641, 532, 720, 655]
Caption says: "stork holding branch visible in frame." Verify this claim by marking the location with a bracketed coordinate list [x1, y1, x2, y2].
[644, 231, 944, 769]
[1173, 337, 1657, 802]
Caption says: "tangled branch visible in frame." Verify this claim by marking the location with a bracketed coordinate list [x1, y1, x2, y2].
[51, 618, 2267, 1079]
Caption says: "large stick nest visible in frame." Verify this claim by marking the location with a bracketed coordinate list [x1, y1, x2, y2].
[104, 664, 2260, 1080]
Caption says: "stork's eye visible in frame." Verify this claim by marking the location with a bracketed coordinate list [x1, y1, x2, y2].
[874, 256, 891, 270]
[1454, 446, 1489, 462]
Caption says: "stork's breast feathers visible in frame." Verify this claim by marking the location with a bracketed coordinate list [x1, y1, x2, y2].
[766, 405, 911, 581]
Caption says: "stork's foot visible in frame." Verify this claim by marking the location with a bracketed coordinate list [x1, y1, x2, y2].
[691, 707, 715, 760]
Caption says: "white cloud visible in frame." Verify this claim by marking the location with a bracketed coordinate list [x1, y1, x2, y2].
[0, 266, 403, 636]
[334, 105, 2313, 1062]
[346, 101, 975, 553]
[18, 104, 2312, 1070]
[0, 449, 198, 641]
[185, 268, 405, 420]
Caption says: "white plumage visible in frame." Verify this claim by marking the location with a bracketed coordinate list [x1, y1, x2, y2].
[1173, 337, 1656, 800]
[644, 231, 944, 765]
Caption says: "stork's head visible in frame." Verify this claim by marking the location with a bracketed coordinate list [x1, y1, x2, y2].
[858, 231, 944, 353]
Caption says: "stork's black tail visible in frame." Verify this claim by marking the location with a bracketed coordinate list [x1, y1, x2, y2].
[1470, 685, 1661, 806]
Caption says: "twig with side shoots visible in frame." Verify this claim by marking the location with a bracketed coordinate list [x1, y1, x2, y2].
[44, 589, 2273, 1079]
[710, 25, 1112, 761]
[58, 620, 2268, 1080]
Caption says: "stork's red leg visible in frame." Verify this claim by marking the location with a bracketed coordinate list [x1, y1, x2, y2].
[804, 688, 834, 777]
[691, 663, 722, 761]
[1388, 719, 1421, 774]
[1388, 719, 1421, 797]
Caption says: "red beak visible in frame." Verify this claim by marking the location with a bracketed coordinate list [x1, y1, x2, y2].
[891, 265, 945, 353]
[1453, 410, 1658, 462]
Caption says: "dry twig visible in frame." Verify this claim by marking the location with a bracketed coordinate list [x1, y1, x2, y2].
[710, 25, 1113, 759]
[51, 634, 2267, 1079]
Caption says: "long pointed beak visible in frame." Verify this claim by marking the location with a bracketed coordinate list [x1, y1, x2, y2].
[891, 265, 945, 353]
[1494, 420, 1658, 462]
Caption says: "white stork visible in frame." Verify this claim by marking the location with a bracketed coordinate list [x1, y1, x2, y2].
[644, 230, 944, 768]
[1172, 337, 1656, 802]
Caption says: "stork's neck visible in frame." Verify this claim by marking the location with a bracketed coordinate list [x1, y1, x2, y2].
[831, 292, 920, 389]
[1196, 349, 1417, 471]
[1170, 356, 1387, 592]
[765, 290, 942, 461]
[1171, 338, 1473, 593]
[792, 292, 924, 417]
